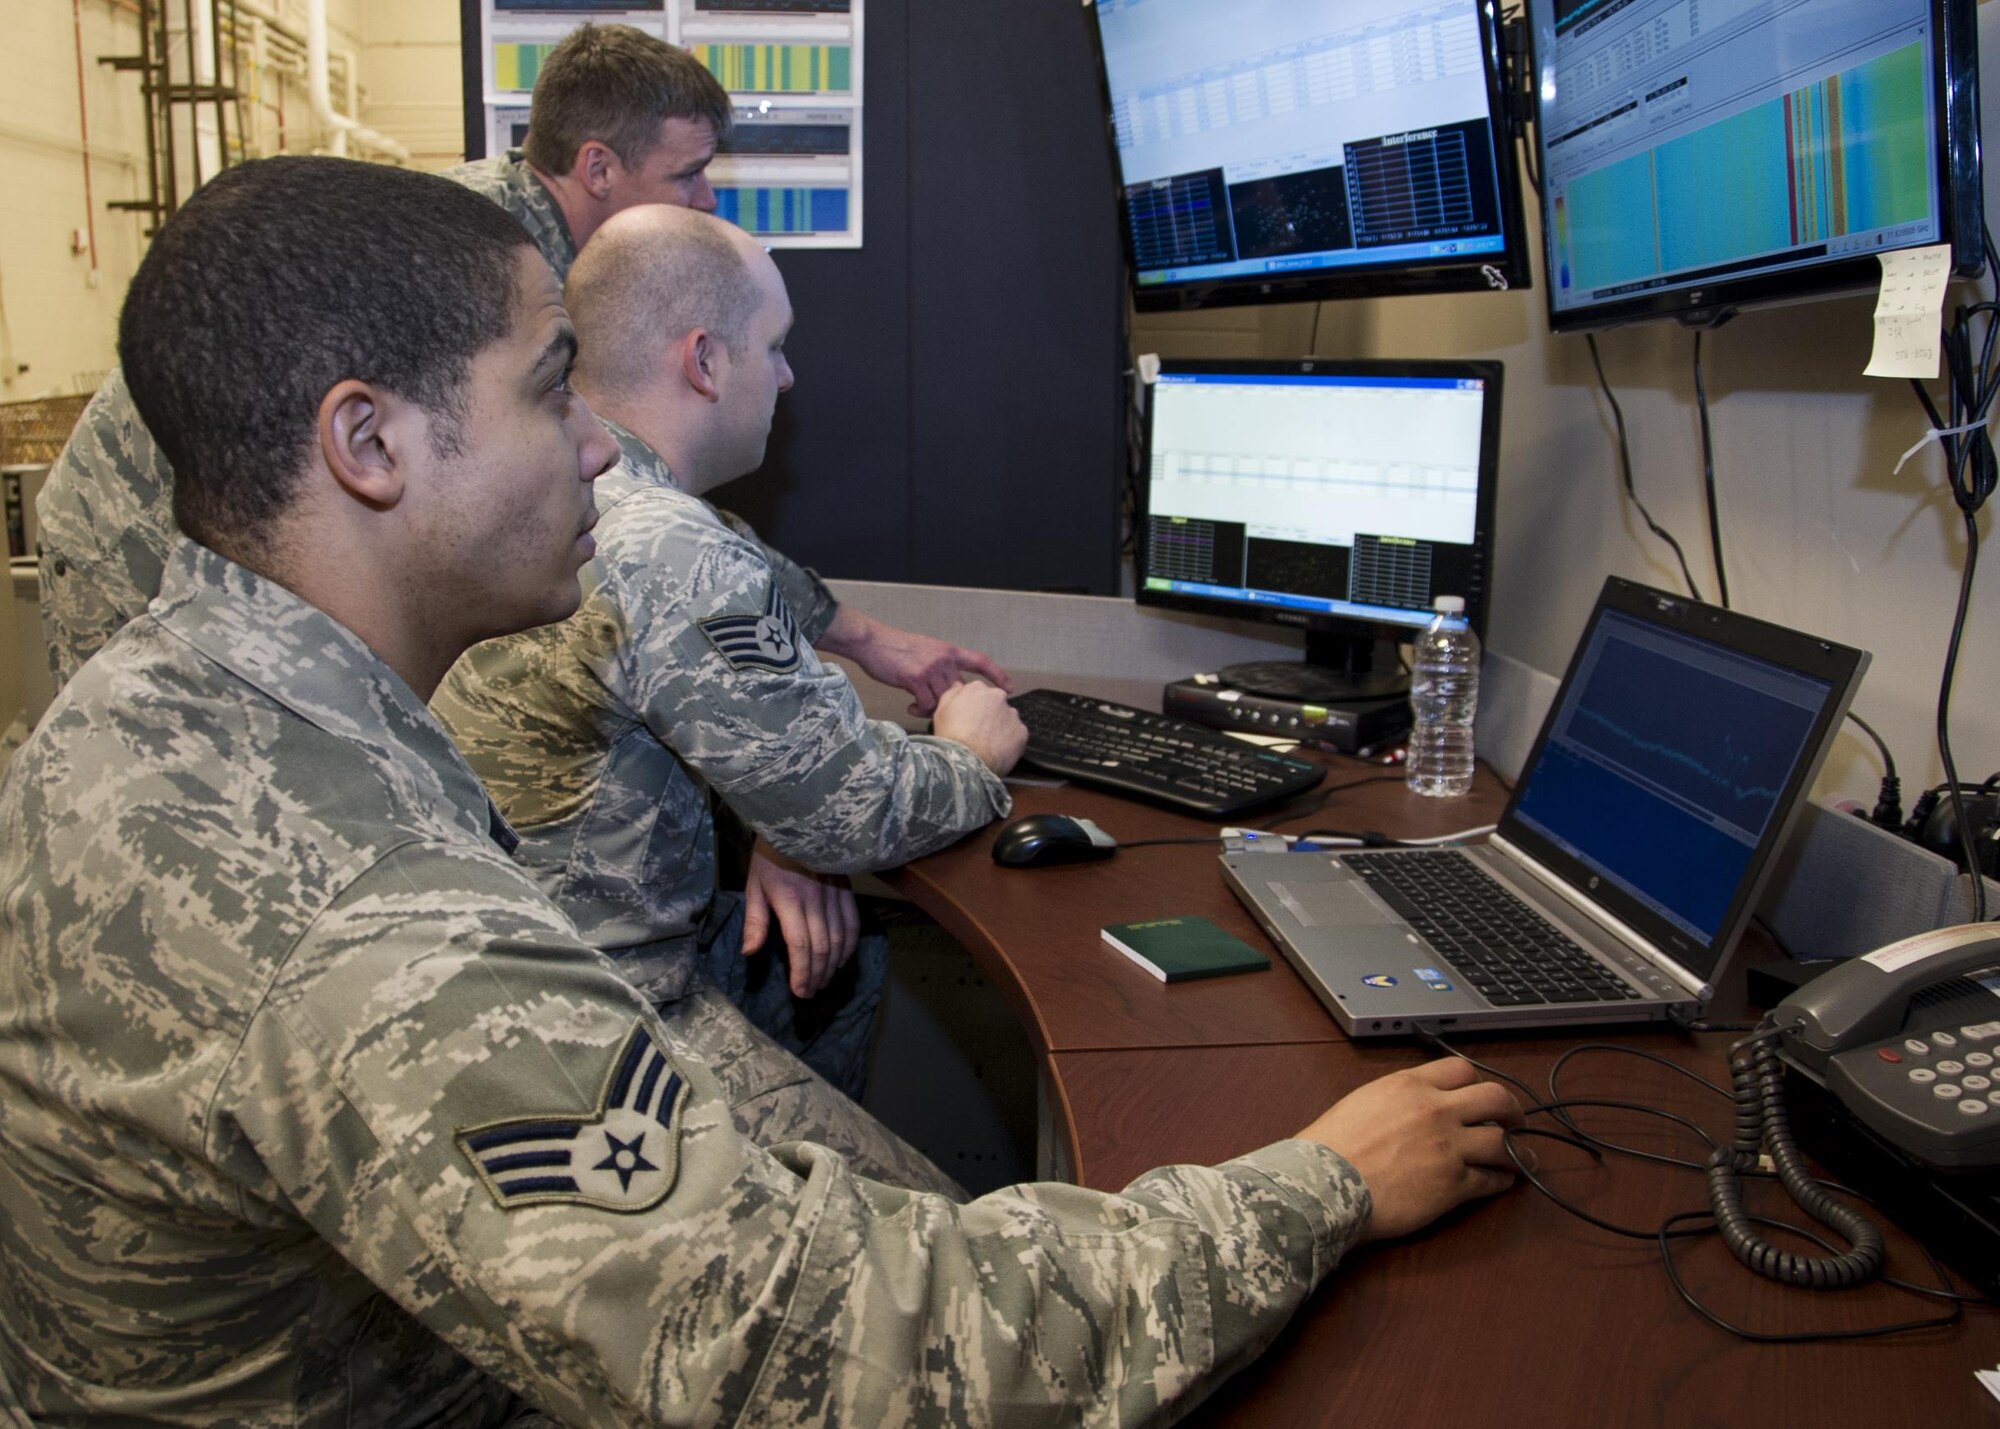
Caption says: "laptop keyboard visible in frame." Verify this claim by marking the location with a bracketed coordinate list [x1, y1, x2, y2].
[1345, 850, 1643, 1006]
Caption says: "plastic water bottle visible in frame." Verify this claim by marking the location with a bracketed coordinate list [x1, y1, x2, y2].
[1407, 596, 1479, 797]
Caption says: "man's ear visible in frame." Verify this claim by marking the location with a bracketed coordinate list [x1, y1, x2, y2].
[679, 329, 723, 403]
[573, 140, 617, 201]
[317, 379, 410, 508]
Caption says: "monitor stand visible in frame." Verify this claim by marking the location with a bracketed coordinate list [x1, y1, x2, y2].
[1219, 630, 1409, 704]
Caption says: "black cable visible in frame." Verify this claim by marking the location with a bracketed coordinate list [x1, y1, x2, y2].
[1843, 710, 1903, 829]
[1308, 302, 1323, 354]
[1413, 1027, 1543, 1108]
[1502, 1123, 1716, 1242]
[1932, 509, 1987, 920]
[1905, 223, 1998, 920]
[1706, 1026, 1884, 1288]
[1587, 333, 1706, 600]
[1692, 330, 1729, 608]
[1256, 776, 1408, 828]
[1431, 1029, 1986, 1339]
[1499, 3, 1541, 197]
[1658, 1210, 1962, 1343]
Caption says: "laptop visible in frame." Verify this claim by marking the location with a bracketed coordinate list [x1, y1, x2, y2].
[1222, 576, 1869, 1037]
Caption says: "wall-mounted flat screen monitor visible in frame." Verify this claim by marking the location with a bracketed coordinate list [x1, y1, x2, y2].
[1136, 357, 1503, 701]
[1086, 0, 1533, 312]
[1529, 0, 1984, 332]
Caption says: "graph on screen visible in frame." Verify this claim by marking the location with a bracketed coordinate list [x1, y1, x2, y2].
[1559, 41, 1929, 295]
[1557, 632, 1821, 840]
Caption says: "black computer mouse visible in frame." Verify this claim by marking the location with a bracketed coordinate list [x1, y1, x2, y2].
[991, 813, 1118, 868]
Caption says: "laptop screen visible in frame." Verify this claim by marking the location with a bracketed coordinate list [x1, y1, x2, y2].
[1506, 593, 1858, 968]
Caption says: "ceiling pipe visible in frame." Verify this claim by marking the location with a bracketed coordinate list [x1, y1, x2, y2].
[304, 0, 408, 162]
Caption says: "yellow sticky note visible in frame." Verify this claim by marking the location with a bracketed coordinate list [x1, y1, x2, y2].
[1864, 244, 1953, 380]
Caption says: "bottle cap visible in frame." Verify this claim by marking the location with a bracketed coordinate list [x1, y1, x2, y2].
[1433, 595, 1466, 615]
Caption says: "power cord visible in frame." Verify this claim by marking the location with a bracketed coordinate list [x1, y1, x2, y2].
[1586, 333, 1705, 600]
[1905, 222, 1999, 921]
[1844, 710, 1904, 830]
[1692, 331, 1729, 608]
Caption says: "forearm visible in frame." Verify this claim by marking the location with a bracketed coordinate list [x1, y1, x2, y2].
[758, 1137, 1368, 1425]
[811, 604, 875, 662]
[729, 717, 1010, 874]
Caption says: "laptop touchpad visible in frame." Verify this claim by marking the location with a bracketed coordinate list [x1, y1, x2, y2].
[1271, 879, 1399, 929]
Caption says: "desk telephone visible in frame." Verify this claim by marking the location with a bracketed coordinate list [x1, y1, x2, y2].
[1777, 923, 2000, 1168]
[1711, 924, 2000, 1294]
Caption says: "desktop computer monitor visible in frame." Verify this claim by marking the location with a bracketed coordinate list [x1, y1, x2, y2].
[1528, 0, 1984, 332]
[1085, 0, 1533, 313]
[1135, 357, 1503, 701]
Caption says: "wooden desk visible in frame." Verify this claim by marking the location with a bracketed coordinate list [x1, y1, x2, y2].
[888, 766, 1509, 1057]
[887, 768, 2000, 1428]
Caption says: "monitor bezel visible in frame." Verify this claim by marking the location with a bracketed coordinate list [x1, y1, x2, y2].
[1133, 355, 1504, 654]
[1527, 0, 1985, 335]
[1492, 576, 1869, 982]
[1083, 0, 1535, 314]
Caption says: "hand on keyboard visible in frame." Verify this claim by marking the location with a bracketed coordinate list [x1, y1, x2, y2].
[1010, 689, 1324, 817]
[934, 681, 1028, 776]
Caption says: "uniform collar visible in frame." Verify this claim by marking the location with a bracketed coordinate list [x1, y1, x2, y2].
[599, 416, 687, 494]
[152, 540, 518, 852]
[504, 149, 579, 284]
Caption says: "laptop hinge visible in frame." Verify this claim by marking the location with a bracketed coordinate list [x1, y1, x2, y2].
[1488, 836, 1712, 1000]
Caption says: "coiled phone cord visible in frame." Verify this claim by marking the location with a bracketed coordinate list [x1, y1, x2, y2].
[1706, 1025, 1884, 1288]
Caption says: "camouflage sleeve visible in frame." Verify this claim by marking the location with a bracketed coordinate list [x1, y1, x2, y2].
[35, 370, 180, 692]
[605, 501, 1008, 874]
[241, 840, 1368, 1425]
[709, 504, 839, 643]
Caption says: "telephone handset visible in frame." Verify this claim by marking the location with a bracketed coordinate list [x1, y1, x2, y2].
[1775, 923, 2000, 1170]
[1706, 923, 2000, 1291]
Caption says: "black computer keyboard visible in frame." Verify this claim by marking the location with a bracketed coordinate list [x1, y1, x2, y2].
[1009, 688, 1325, 817]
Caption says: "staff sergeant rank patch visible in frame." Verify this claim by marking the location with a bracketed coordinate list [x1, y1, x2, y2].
[457, 1022, 688, 1213]
[698, 584, 802, 674]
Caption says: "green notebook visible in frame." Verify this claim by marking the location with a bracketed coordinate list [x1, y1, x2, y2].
[1101, 915, 1271, 983]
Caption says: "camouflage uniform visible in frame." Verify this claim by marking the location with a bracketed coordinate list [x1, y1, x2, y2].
[34, 366, 177, 692]
[0, 540, 1371, 1424]
[433, 420, 1009, 1105]
[36, 153, 563, 694]
[444, 150, 579, 286]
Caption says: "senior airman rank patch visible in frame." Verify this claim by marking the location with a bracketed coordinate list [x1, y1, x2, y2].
[697, 583, 802, 673]
[457, 1022, 688, 1212]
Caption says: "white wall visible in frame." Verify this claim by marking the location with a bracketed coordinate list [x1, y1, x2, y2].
[0, 0, 384, 395]
[0, 0, 153, 399]
[1134, 5, 2000, 809]
[360, 0, 464, 172]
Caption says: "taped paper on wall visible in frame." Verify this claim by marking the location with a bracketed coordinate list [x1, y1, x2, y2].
[1864, 244, 1952, 380]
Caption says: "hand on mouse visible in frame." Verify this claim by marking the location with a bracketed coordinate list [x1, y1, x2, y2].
[1295, 1057, 1523, 1242]
[933, 681, 1028, 776]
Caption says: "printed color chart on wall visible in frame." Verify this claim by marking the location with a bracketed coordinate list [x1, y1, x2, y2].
[476, 0, 864, 248]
